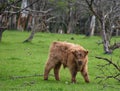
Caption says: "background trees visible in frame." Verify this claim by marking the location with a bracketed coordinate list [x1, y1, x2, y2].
[1, 0, 119, 35]
[0, 0, 120, 52]
[85, 0, 120, 53]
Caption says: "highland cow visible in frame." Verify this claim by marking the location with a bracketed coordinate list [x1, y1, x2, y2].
[44, 41, 89, 83]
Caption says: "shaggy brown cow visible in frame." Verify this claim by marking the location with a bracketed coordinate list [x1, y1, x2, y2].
[44, 41, 89, 83]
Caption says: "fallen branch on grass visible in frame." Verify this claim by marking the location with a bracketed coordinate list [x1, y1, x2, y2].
[10, 74, 54, 80]
[96, 73, 120, 82]
[95, 56, 120, 71]
[95, 56, 120, 82]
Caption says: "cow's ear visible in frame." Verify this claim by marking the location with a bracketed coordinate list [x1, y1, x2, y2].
[71, 50, 77, 56]
[84, 50, 88, 56]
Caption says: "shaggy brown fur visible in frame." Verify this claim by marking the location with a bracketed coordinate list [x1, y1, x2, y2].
[44, 41, 89, 83]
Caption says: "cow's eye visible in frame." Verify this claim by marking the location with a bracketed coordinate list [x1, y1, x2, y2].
[79, 53, 82, 57]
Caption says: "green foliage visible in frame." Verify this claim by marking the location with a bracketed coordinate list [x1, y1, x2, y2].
[57, 1, 67, 8]
[49, 0, 68, 11]
[56, 1, 68, 12]
[0, 31, 120, 91]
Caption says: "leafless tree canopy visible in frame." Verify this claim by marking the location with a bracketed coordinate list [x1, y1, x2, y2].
[85, 0, 120, 53]
[0, 0, 120, 33]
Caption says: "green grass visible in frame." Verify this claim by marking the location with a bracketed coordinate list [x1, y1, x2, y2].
[0, 31, 120, 91]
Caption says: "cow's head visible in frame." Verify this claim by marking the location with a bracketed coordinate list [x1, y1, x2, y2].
[72, 49, 88, 65]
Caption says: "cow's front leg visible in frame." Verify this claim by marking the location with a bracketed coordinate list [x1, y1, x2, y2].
[69, 68, 77, 83]
[54, 62, 61, 80]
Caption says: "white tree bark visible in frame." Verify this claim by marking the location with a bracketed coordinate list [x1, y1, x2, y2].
[21, 0, 28, 18]
[17, 0, 29, 31]
[101, 17, 110, 53]
[89, 15, 96, 36]
[67, 6, 73, 33]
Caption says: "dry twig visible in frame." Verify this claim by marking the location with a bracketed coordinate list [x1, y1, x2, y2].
[95, 56, 120, 82]
[10, 74, 54, 80]
[96, 56, 120, 71]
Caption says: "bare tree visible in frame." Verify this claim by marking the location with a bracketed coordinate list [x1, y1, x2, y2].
[85, 0, 120, 54]
[0, 0, 11, 42]
[23, 0, 53, 42]
[0, 0, 40, 42]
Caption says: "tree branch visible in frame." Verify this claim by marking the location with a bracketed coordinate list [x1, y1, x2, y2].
[110, 42, 120, 50]
[85, 0, 102, 23]
[95, 56, 120, 71]
[10, 74, 54, 80]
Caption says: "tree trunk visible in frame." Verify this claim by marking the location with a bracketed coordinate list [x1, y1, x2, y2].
[23, 15, 36, 42]
[23, 29, 35, 43]
[23, 3, 36, 43]
[17, 0, 28, 31]
[116, 29, 119, 36]
[101, 18, 111, 54]
[89, 15, 96, 36]
[8, 15, 17, 29]
[67, 22, 73, 33]
[0, 13, 8, 42]
[0, 27, 6, 42]
[67, 6, 74, 33]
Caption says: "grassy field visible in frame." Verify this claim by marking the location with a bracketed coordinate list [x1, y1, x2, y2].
[0, 31, 120, 91]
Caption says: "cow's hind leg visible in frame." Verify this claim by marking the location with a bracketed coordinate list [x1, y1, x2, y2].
[44, 60, 55, 80]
